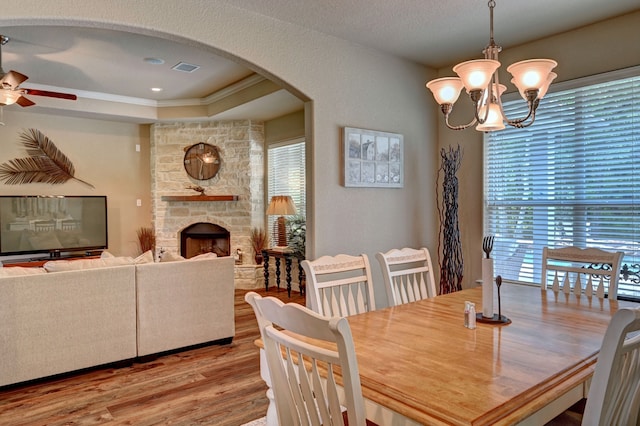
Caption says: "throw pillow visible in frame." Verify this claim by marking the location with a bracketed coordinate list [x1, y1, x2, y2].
[189, 252, 218, 260]
[159, 251, 186, 262]
[134, 250, 155, 264]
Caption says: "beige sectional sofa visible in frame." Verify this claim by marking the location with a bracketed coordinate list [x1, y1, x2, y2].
[136, 256, 235, 356]
[0, 255, 234, 387]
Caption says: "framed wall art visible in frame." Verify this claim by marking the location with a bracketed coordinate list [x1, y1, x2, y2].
[342, 127, 403, 188]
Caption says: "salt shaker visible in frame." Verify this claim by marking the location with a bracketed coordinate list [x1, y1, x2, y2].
[464, 301, 471, 328]
[468, 302, 477, 329]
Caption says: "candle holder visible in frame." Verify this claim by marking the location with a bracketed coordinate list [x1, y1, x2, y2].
[477, 275, 511, 325]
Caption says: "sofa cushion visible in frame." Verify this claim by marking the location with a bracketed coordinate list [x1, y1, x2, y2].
[44, 256, 134, 272]
[0, 266, 47, 276]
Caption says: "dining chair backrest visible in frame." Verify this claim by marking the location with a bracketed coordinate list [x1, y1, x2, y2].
[244, 291, 367, 426]
[301, 254, 376, 316]
[375, 247, 437, 306]
[582, 307, 640, 425]
[541, 246, 624, 300]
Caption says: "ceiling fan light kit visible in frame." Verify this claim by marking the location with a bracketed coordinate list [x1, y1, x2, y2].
[0, 35, 77, 109]
[426, 0, 558, 132]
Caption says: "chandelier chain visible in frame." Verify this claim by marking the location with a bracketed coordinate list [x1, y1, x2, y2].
[488, 1, 496, 46]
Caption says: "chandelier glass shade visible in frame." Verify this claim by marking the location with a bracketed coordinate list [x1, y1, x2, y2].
[0, 89, 20, 106]
[426, 0, 557, 131]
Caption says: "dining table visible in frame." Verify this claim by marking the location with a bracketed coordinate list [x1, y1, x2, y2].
[257, 283, 639, 425]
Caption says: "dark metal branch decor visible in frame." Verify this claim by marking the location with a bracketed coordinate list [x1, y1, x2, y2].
[0, 128, 93, 188]
[437, 145, 464, 294]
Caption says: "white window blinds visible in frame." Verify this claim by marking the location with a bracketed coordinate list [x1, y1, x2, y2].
[484, 68, 639, 299]
[267, 139, 306, 244]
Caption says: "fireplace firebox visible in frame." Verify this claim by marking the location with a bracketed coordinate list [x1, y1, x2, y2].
[180, 222, 230, 258]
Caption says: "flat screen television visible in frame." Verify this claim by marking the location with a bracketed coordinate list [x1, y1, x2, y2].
[0, 195, 108, 258]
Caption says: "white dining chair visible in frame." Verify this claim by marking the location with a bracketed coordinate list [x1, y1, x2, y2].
[301, 254, 376, 316]
[245, 291, 372, 426]
[541, 246, 624, 300]
[582, 307, 640, 425]
[546, 307, 640, 426]
[376, 247, 437, 306]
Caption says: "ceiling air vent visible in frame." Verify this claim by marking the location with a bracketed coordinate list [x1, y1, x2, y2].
[172, 62, 200, 73]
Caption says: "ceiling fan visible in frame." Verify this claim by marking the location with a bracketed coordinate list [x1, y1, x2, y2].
[0, 35, 77, 107]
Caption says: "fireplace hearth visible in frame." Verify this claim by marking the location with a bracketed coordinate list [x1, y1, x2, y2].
[180, 222, 230, 258]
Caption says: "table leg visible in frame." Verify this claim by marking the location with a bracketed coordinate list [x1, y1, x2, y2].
[263, 250, 270, 291]
[275, 258, 281, 290]
[298, 258, 305, 296]
[285, 256, 292, 298]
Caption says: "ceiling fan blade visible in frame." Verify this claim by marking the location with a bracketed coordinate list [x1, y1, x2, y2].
[16, 95, 36, 107]
[23, 88, 77, 101]
[0, 70, 29, 90]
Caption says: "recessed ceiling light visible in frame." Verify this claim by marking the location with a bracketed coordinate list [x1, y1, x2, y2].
[144, 57, 165, 65]
[151, 87, 163, 92]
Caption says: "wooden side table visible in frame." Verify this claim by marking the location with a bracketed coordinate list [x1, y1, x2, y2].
[262, 248, 305, 298]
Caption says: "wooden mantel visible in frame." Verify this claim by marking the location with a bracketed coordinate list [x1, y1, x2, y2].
[161, 195, 239, 202]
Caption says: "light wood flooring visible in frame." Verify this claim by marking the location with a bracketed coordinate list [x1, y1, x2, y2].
[0, 287, 304, 426]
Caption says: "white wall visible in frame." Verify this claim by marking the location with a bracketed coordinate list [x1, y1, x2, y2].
[4, 0, 438, 307]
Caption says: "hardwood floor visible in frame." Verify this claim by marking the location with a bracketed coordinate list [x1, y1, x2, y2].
[0, 287, 305, 426]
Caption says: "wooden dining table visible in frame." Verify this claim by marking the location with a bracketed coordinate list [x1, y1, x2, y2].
[346, 284, 638, 425]
[256, 284, 639, 425]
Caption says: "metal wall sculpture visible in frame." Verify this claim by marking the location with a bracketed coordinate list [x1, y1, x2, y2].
[0, 128, 93, 188]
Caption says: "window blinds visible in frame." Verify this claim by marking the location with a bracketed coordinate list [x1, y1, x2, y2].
[267, 140, 306, 244]
[484, 70, 639, 298]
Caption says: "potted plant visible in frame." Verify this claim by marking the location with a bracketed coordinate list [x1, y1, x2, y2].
[287, 215, 306, 258]
[250, 227, 268, 264]
[136, 226, 156, 256]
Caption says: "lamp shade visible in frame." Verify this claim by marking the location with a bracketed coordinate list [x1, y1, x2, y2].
[453, 59, 500, 91]
[512, 70, 558, 102]
[0, 90, 21, 106]
[426, 77, 464, 105]
[476, 103, 505, 132]
[266, 195, 297, 216]
[537, 72, 558, 100]
[507, 59, 557, 93]
[476, 84, 506, 132]
[267, 195, 297, 247]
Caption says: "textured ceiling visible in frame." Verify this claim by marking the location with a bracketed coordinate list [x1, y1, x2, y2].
[1, 0, 638, 121]
[222, 0, 640, 67]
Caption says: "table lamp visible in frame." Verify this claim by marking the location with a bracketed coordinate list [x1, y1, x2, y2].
[266, 195, 297, 247]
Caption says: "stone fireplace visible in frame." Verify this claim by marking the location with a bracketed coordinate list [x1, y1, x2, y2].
[180, 222, 230, 258]
[150, 120, 266, 288]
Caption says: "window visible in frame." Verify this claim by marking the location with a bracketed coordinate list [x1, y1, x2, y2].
[484, 68, 639, 299]
[267, 138, 306, 245]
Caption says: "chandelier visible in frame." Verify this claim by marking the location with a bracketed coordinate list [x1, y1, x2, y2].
[426, 0, 557, 131]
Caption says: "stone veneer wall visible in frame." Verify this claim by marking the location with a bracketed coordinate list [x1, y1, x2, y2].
[150, 120, 265, 288]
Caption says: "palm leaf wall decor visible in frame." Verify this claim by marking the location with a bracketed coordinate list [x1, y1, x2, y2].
[0, 128, 94, 188]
